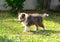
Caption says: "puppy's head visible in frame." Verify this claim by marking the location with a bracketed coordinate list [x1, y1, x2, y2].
[18, 13, 28, 22]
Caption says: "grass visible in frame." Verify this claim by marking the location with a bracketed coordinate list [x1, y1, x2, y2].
[0, 11, 60, 42]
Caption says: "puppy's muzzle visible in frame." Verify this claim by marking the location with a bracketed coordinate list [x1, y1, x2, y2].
[18, 19, 21, 22]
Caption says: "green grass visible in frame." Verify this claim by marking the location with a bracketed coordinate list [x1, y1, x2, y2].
[0, 12, 60, 42]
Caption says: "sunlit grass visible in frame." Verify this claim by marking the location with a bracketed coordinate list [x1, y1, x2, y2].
[0, 12, 60, 42]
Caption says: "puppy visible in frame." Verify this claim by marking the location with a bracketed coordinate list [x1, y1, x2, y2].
[18, 13, 49, 32]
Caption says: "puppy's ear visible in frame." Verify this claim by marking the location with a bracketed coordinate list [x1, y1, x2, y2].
[22, 14, 25, 18]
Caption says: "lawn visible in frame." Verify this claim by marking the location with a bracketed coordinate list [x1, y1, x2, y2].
[0, 11, 60, 42]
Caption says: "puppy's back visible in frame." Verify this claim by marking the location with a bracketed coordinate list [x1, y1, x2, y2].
[29, 13, 49, 18]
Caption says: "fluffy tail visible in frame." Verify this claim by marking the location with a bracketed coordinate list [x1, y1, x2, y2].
[42, 13, 49, 18]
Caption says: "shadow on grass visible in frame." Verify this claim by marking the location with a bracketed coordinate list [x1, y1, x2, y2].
[0, 36, 13, 42]
[31, 30, 60, 36]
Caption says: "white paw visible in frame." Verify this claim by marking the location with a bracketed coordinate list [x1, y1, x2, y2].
[23, 30, 27, 32]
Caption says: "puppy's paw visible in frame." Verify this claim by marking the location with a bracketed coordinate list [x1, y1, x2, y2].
[23, 30, 27, 33]
[34, 30, 38, 32]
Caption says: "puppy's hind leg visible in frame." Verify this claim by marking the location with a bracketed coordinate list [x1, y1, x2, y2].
[39, 23, 45, 30]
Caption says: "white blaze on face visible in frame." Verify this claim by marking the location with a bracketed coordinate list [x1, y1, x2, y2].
[18, 14, 21, 21]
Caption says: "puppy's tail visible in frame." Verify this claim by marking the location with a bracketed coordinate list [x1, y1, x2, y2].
[42, 13, 49, 18]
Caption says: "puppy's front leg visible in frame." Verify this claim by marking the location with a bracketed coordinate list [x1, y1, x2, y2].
[34, 25, 38, 31]
[23, 26, 30, 32]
